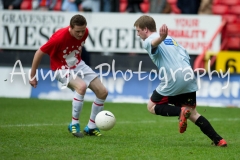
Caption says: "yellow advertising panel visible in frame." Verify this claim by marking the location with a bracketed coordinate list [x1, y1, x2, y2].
[216, 51, 240, 73]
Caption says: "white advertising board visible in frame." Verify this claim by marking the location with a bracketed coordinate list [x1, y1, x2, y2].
[0, 11, 222, 55]
[0, 67, 32, 98]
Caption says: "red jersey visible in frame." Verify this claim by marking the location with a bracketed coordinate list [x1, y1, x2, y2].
[39, 0, 51, 7]
[40, 26, 88, 71]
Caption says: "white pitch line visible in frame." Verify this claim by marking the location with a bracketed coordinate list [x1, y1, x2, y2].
[0, 118, 239, 128]
[0, 123, 67, 127]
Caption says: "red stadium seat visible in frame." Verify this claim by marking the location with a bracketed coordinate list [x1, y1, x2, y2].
[229, 5, 240, 15]
[213, 0, 240, 6]
[236, 18, 240, 23]
[21, 0, 32, 10]
[213, 0, 220, 5]
[119, 0, 149, 13]
[167, 0, 181, 13]
[170, 4, 181, 14]
[140, 0, 150, 13]
[226, 23, 240, 35]
[119, 1, 127, 12]
[167, 0, 177, 4]
[222, 14, 238, 23]
[53, 0, 62, 11]
[212, 5, 229, 15]
[226, 37, 240, 50]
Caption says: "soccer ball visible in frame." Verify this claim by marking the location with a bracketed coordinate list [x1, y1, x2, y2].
[95, 110, 116, 131]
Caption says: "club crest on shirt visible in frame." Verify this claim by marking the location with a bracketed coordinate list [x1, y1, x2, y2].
[62, 46, 81, 69]
[164, 39, 178, 46]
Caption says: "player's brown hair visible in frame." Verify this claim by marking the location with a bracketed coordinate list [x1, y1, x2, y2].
[70, 14, 87, 28]
[134, 15, 156, 32]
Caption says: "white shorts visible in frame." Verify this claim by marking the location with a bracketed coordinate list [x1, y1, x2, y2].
[55, 60, 98, 88]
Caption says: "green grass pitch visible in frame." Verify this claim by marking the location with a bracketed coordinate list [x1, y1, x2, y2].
[0, 97, 240, 160]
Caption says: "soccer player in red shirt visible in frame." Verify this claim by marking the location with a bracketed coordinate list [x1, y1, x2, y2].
[29, 14, 108, 137]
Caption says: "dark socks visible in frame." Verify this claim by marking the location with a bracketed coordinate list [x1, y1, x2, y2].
[195, 116, 223, 145]
[154, 105, 223, 144]
[154, 104, 181, 116]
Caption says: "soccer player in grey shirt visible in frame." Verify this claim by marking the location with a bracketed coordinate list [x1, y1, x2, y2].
[134, 15, 227, 147]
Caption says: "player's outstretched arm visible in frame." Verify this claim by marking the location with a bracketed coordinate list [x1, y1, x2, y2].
[151, 24, 168, 48]
[29, 49, 45, 88]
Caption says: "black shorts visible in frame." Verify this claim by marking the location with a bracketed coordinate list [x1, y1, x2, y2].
[150, 90, 196, 107]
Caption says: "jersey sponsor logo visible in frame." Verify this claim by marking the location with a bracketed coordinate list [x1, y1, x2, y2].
[164, 39, 178, 46]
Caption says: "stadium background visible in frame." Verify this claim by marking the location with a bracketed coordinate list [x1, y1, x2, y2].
[0, 0, 240, 107]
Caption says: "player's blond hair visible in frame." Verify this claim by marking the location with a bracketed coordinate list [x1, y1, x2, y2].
[134, 15, 157, 32]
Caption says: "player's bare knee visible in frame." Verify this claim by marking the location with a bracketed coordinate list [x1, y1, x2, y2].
[75, 83, 87, 95]
[100, 87, 108, 99]
[95, 87, 108, 100]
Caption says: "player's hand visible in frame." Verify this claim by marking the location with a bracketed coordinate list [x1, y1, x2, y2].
[29, 78, 38, 88]
[159, 24, 168, 40]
